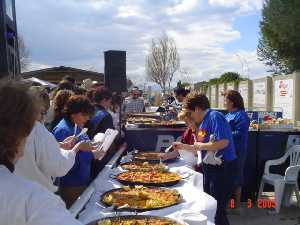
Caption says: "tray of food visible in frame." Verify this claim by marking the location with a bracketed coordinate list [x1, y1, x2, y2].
[127, 118, 160, 124]
[127, 113, 161, 118]
[133, 151, 178, 163]
[160, 121, 186, 128]
[112, 171, 182, 187]
[100, 186, 182, 211]
[87, 215, 185, 225]
[120, 161, 168, 172]
[132, 121, 186, 129]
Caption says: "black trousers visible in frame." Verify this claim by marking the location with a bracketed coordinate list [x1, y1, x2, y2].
[203, 160, 237, 225]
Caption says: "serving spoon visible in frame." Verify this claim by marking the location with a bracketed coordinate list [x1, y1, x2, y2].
[76, 128, 88, 138]
[74, 124, 78, 136]
[164, 145, 173, 153]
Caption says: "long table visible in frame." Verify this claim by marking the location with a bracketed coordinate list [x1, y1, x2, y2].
[125, 126, 300, 201]
[73, 147, 217, 225]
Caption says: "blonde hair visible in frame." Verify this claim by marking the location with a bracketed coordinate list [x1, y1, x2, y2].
[178, 110, 190, 122]
[29, 86, 50, 111]
[178, 110, 198, 131]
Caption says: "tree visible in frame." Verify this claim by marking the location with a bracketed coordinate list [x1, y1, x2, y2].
[219, 72, 241, 83]
[208, 78, 219, 85]
[194, 81, 208, 93]
[258, 38, 292, 75]
[258, 0, 300, 74]
[146, 34, 180, 94]
[18, 36, 30, 72]
[207, 72, 244, 86]
[179, 68, 190, 83]
[177, 80, 182, 88]
[177, 80, 190, 88]
[127, 79, 133, 89]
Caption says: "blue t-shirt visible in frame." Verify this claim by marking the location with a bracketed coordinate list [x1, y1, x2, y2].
[90, 106, 110, 130]
[52, 118, 94, 186]
[225, 110, 250, 154]
[198, 110, 236, 161]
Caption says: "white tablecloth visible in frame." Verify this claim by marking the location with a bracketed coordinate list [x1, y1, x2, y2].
[77, 157, 217, 225]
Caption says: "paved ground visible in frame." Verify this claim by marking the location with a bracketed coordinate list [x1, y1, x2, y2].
[228, 193, 300, 225]
[229, 205, 300, 225]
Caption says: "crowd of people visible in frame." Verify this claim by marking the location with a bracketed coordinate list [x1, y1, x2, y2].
[0, 75, 145, 223]
[0, 80, 83, 225]
[0, 76, 249, 225]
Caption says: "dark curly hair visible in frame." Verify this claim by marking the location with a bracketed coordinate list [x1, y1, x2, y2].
[64, 95, 95, 120]
[0, 80, 38, 171]
[53, 90, 74, 121]
[51, 80, 75, 100]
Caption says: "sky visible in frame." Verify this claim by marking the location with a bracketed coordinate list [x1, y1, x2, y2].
[15, 0, 269, 87]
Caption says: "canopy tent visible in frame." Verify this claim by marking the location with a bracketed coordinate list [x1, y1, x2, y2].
[24, 77, 57, 89]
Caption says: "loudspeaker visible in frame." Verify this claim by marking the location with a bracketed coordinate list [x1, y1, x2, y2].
[104, 50, 127, 92]
[0, 0, 20, 79]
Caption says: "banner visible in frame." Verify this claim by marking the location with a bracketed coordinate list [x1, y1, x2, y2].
[253, 81, 266, 108]
[239, 83, 249, 107]
[274, 79, 293, 119]
[218, 84, 225, 108]
[211, 86, 216, 107]
[247, 111, 283, 121]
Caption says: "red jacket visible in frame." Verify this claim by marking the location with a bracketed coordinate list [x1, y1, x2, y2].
[181, 128, 197, 145]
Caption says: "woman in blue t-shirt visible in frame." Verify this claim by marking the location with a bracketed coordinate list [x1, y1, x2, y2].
[224, 90, 250, 211]
[173, 93, 237, 225]
[53, 95, 105, 208]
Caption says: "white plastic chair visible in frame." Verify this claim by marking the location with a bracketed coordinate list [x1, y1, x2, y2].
[258, 145, 300, 213]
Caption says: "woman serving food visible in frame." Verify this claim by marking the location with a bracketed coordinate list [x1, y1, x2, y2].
[172, 92, 237, 225]
[161, 110, 199, 167]
[224, 90, 250, 211]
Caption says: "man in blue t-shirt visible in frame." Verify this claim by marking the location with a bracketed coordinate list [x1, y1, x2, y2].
[173, 93, 237, 225]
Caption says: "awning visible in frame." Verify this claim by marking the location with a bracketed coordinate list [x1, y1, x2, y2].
[24, 77, 57, 89]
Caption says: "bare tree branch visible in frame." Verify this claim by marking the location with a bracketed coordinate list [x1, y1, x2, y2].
[146, 34, 180, 94]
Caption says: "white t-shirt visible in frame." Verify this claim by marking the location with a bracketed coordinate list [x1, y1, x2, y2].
[170, 99, 182, 112]
[0, 166, 82, 225]
[15, 121, 76, 192]
[108, 109, 120, 130]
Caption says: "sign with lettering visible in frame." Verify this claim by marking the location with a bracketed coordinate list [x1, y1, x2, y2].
[253, 81, 266, 108]
[274, 79, 293, 119]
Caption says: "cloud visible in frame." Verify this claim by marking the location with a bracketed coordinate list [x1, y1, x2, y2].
[25, 63, 53, 72]
[168, 20, 241, 49]
[208, 0, 263, 14]
[15, 0, 268, 88]
[166, 0, 201, 15]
